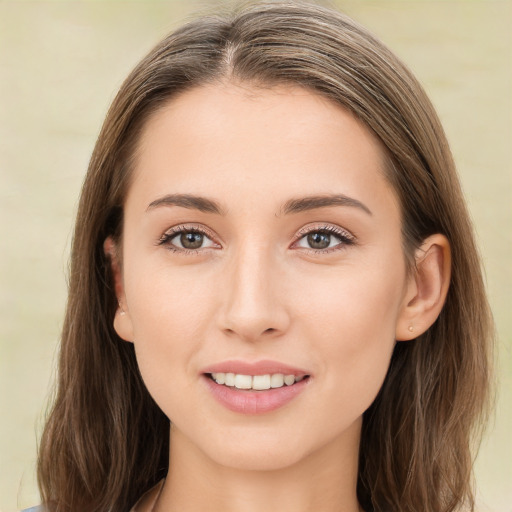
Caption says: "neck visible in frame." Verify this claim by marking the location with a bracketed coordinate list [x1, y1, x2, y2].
[155, 420, 362, 512]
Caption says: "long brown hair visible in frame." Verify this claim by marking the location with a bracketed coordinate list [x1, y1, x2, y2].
[37, 2, 493, 511]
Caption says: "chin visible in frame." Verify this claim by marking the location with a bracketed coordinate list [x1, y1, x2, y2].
[212, 443, 311, 472]
[196, 423, 330, 472]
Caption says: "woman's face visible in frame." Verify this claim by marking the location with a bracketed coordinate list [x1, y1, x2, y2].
[113, 83, 414, 471]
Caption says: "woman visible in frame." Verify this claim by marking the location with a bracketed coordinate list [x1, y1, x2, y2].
[32, 1, 493, 511]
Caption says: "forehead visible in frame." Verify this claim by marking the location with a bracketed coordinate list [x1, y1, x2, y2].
[128, 82, 399, 220]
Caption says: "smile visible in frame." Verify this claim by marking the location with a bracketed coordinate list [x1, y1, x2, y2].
[209, 372, 307, 390]
[203, 373, 310, 414]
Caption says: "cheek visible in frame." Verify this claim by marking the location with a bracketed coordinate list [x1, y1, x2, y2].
[296, 258, 404, 410]
[298, 255, 404, 341]
[125, 250, 219, 331]
[123, 261, 219, 412]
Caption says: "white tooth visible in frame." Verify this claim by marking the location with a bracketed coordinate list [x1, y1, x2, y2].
[270, 373, 285, 388]
[252, 374, 271, 390]
[235, 374, 252, 389]
[225, 373, 235, 386]
[284, 374, 295, 386]
[295, 375, 304, 382]
[215, 372, 225, 385]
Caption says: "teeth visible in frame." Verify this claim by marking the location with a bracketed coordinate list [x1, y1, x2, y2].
[210, 372, 306, 390]
[234, 374, 252, 389]
[284, 374, 295, 386]
[253, 374, 271, 390]
[270, 373, 284, 388]
[225, 373, 235, 386]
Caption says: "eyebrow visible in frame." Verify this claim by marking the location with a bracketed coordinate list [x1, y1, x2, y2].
[147, 194, 225, 215]
[281, 194, 372, 216]
[146, 193, 372, 216]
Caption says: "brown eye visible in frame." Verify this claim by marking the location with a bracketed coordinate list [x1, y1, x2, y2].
[307, 232, 331, 249]
[159, 226, 218, 253]
[179, 232, 204, 249]
[294, 226, 355, 253]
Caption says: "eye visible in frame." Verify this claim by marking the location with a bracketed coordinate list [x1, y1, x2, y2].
[158, 225, 219, 253]
[294, 225, 355, 253]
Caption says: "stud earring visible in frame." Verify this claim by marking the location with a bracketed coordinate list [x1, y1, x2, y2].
[408, 325, 414, 332]
[119, 302, 126, 316]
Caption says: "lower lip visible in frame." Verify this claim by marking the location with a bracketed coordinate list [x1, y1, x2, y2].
[203, 375, 310, 414]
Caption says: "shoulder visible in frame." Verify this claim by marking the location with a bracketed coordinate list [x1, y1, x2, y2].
[20, 482, 163, 512]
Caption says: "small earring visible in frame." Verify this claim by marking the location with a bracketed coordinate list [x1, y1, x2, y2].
[408, 325, 414, 332]
[119, 302, 126, 316]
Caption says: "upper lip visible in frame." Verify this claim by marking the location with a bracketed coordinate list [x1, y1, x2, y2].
[201, 359, 311, 377]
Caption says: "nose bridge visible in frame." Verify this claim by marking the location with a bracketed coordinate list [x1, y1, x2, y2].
[219, 237, 289, 341]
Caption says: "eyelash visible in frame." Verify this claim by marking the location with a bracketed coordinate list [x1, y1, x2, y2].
[157, 224, 218, 255]
[157, 223, 356, 255]
[293, 224, 356, 254]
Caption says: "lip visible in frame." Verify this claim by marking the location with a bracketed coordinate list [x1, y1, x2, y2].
[200, 359, 310, 377]
[200, 359, 311, 415]
[203, 376, 310, 414]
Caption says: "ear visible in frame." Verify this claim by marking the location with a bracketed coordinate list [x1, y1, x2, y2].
[103, 237, 134, 343]
[396, 234, 451, 341]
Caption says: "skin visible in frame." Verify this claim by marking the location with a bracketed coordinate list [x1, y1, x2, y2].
[106, 82, 450, 512]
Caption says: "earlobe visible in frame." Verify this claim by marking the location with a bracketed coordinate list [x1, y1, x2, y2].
[113, 307, 135, 343]
[396, 234, 451, 341]
[103, 237, 134, 343]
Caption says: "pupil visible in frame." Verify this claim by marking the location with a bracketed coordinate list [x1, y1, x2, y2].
[181, 232, 203, 249]
[307, 232, 330, 249]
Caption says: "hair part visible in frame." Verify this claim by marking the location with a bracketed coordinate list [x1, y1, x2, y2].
[37, 2, 494, 511]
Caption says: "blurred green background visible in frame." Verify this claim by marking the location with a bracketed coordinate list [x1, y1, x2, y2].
[0, 1, 510, 511]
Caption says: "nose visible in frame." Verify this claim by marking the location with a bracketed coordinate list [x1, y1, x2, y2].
[217, 243, 291, 342]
